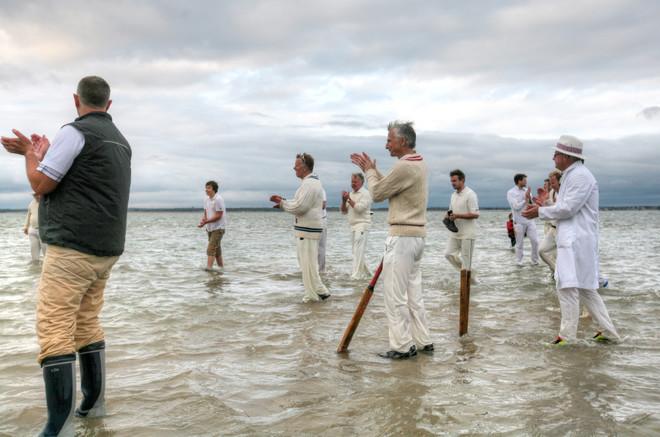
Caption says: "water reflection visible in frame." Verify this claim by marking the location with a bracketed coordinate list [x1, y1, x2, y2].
[2, 210, 660, 435]
[204, 271, 228, 294]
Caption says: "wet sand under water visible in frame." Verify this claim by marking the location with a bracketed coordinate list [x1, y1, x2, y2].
[1, 210, 659, 436]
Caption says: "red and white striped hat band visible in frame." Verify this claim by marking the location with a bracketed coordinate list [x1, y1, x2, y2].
[554, 135, 584, 159]
[556, 142, 582, 155]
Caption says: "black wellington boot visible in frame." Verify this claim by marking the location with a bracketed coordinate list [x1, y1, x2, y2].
[75, 340, 106, 418]
[39, 354, 76, 437]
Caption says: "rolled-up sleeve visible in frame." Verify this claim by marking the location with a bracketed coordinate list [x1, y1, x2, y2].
[37, 125, 85, 182]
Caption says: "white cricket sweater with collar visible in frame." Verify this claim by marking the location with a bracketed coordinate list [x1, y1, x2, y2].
[280, 174, 325, 239]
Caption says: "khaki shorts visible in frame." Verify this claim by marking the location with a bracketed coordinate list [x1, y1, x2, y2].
[207, 228, 225, 256]
[36, 245, 118, 363]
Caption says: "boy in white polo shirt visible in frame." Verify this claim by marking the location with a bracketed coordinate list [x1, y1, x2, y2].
[198, 180, 227, 270]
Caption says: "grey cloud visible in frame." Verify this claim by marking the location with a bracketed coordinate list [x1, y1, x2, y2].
[638, 107, 660, 120]
[2, 0, 659, 88]
[2, 130, 659, 209]
[1, 1, 659, 210]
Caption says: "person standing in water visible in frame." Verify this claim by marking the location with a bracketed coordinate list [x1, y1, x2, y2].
[351, 120, 433, 359]
[270, 153, 330, 302]
[341, 172, 373, 279]
[2, 75, 131, 435]
[24, 193, 47, 262]
[523, 135, 619, 345]
[198, 180, 227, 270]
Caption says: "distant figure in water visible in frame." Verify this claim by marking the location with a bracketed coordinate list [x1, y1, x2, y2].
[270, 153, 330, 302]
[198, 180, 227, 270]
[341, 172, 372, 280]
[2, 75, 131, 435]
[523, 135, 619, 345]
[506, 213, 516, 248]
[507, 173, 539, 266]
[538, 169, 562, 273]
[23, 193, 47, 262]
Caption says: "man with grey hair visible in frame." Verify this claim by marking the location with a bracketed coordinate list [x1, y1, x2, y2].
[351, 120, 433, 359]
[523, 135, 619, 345]
[2, 76, 131, 435]
[341, 172, 373, 279]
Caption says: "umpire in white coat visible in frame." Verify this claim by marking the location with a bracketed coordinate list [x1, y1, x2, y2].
[523, 135, 619, 344]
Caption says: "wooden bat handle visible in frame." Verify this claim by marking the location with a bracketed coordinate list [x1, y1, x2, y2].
[336, 260, 384, 353]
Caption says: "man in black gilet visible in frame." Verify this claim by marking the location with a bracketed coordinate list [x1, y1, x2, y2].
[2, 76, 131, 436]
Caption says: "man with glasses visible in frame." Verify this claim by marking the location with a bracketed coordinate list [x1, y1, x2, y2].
[351, 120, 433, 359]
[523, 135, 619, 345]
[270, 153, 330, 302]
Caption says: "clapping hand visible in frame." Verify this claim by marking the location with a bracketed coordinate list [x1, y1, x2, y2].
[350, 152, 376, 172]
[533, 187, 548, 206]
[30, 133, 51, 161]
[269, 195, 283, 208]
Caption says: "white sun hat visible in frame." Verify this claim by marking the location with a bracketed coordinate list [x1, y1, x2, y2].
[554, 135, 585, 160]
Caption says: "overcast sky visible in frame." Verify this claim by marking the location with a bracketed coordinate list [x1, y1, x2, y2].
[1, 0, 659, 209]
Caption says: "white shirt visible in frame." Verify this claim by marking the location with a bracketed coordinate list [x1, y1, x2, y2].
[543, 189, 558, 230]
[321, 189, 328, 223]
[507, 185, 533, 225]
[204, 193, 226, 231]
[345, 187, 372, 231]
[539, 162, 599, 290]
[449, 186, 479, 239]
[37, 125, 85, 182]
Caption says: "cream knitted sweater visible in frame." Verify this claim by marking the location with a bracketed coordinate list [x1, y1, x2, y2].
[366, 153, 428, 237]
[280, 174, 325, 239]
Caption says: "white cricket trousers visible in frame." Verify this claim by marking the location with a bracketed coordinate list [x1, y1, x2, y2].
[29, 229, 47, 262]
[444, 237, 475, 278]
[382, 236, 432, 352]
[318, 228, 327, 273]
[297, 237, 329, 302]
[556, 287, 620, 341]
[514, 221, 539, 264]
[351, 229, 371, 280]
[539, 227, 557, 272]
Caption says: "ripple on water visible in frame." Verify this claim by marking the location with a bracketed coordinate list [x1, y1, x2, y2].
[2, 210, 660, 435]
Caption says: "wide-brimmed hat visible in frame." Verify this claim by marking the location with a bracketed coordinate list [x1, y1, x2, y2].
[554, 135, 585, 160]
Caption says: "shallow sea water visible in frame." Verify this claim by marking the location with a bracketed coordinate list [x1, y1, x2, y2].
[1, 210, 659, 436]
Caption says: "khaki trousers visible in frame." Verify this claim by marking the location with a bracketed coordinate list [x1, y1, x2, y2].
[207, 228, 225, 257]
[37, 245, 118, 363]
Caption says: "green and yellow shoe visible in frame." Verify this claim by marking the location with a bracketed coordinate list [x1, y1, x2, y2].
[592, 332, 611, 343]
[551, 336, 567, 346]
